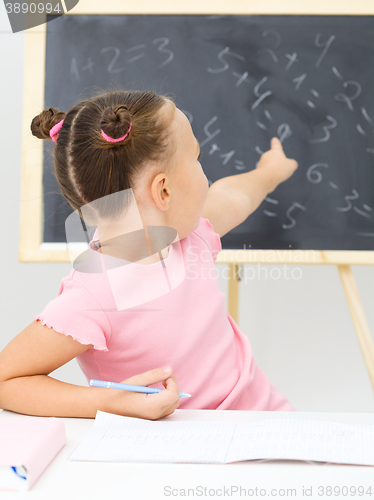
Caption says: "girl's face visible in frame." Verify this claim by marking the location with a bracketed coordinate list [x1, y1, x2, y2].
[164, 101, 210, 240]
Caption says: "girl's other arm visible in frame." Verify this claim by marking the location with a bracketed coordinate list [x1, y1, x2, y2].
[202, 137, 298, 238]
[0, 321, 179, 419]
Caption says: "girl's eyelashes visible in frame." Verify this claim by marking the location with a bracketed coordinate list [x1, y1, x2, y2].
[198, 151, 202, 161]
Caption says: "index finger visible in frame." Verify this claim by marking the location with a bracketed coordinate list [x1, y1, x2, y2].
[271, 137, 284, 152]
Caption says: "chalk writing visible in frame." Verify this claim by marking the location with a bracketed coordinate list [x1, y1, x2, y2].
[207, 47, 245, 73]
[335, 81, 362, 111]
[232, 71, 250, 87]
[309, 116, 337, 143]
[307, 164, 329, 184]
[100, 47, 125, 73]
[285, 52, 298, 71]
[361, 107, 373, 126]
[251, 77, 272, 111]
[292, 73, 307, 91]
[332, 66, 344, 80]
[263, 210, 278, 217]
[336, 190, 359, 212]
[47, 15, 374, 250]
[127, 44, 145, 63]
[278, 124, 292, 144]
[152, 38, 174, 68]
[257, 29, 281, 63]
[220, 150, 236, 166]
[282, 203, 307, 229]
[70, 37, 175, 82]
[200, 117, 221, 148]
[315, 33, 335, 68]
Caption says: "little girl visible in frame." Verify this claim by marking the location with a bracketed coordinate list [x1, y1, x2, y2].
[0, 90, 298, 419]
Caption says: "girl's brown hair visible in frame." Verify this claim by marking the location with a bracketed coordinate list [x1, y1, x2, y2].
[30, 89, 172, 222]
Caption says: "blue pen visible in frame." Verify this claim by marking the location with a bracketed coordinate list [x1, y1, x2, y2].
[90, 379, 192, 398]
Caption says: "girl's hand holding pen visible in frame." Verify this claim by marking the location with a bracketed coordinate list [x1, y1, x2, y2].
[256, 137, 299, 193]
[112, 366, 180, 420]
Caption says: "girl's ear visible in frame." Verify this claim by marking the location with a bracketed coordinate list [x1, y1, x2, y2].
[151, 173, 172, 211]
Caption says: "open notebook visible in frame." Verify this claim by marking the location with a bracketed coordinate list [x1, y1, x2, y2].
[70, 411, 374, 466]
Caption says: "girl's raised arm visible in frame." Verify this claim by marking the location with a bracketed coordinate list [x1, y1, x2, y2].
[0, 321, 179, 419]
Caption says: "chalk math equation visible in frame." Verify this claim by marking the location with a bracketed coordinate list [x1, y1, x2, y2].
[51, 15, 374, 249]
[201, 26, 373, 238]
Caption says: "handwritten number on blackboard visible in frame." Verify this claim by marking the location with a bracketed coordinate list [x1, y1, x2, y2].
[220, 150, 235, 165]
[309, 115, 337, 143]
[306, 163, 329, 184]
[152, 38, 174, 68]
[200, 117, 221, 148]
[315, 33, 335, 68]
[208, 47, 245, 73]
[282, 203, 307, 229]
[277, 124, 292, 144]
[292, 73, 307, 91]
[257, 29, 281, 63]
[251, 77, 273, 111]
[335, 81, 362, 111]
[100, 47, 125, 73]
[262, 29, 281, 48]
[337, 190, 359, 212]
[71, 58, 80, 82]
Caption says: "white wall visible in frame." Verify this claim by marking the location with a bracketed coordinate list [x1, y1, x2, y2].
[1, 4, 373, 413]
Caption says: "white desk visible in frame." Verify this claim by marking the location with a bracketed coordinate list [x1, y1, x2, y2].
[1, 409, 373, 500]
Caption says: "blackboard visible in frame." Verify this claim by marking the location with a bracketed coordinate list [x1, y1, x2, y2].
[43, 14, 374, 250]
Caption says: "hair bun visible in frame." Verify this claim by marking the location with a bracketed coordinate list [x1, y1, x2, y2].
[100, 105, 132, 142]
[30, 107, 65, 140]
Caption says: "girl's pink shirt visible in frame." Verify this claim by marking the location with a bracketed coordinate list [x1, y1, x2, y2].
[34, 217, 296, 411]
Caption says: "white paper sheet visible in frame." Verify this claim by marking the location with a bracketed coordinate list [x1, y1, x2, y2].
[69, 411, 374, 466]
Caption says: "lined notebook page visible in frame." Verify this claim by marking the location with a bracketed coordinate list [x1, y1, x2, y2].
[69, 411, 374, 465]
[226, 419, 374, 465]
[70, 412, 235, 463]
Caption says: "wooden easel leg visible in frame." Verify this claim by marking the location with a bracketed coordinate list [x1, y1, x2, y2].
[338, 264, 374, 392]
[228, 264, 241, 324]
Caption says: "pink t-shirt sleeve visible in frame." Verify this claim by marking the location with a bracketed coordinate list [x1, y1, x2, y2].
[33, 276, 110, 352]
[194, 216, 222, 262]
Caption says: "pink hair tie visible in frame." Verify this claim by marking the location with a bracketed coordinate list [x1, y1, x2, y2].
[101, 122, 132, 143]
[49, 119, 65, 143]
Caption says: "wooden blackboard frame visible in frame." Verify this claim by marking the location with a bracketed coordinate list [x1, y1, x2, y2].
[19, 0, 374, 264]
[19, 0, 374, 390]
